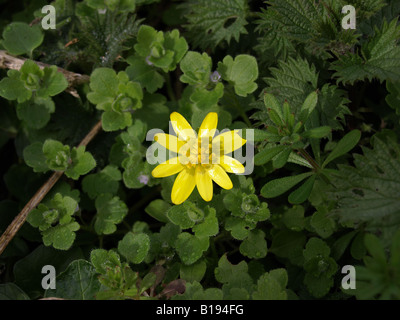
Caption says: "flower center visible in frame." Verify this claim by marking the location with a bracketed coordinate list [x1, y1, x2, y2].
[181, 137, 219, 168]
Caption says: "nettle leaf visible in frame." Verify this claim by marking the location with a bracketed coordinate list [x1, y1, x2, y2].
[332, 19, 400, 84]
[45, 260, 101, 300]
[118, 232, 150, 264]
[125, 56, 165, 93]
[179, 0, 249, 49]
[331, 136, 400, 228]
[82, 165, 122, 199]
[94, 194, 128, 235]
[1, 22, 44, 55]
[386, 80, 400, 119]
[174, 232, 209, 265]
[179, 51, 212, 87]
[217, 55, 258, 97]
[252, 269, 288, 300]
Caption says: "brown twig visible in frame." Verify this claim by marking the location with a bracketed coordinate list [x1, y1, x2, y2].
[0, 50, 90, 97]
[0, 120, 102, 256]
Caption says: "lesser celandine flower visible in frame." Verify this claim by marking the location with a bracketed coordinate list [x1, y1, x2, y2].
[151, 112, 246, 204]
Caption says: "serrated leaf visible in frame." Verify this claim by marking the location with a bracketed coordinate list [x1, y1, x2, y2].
[252, 269, 288, 300]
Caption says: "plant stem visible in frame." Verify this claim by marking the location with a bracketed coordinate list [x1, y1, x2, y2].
[165, 73, 176, 102]
[0, 120, 103, 256]
[298, 148, 320, 171]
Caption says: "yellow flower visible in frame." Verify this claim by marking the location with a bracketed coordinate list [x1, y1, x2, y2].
[151, 112, 246, 204]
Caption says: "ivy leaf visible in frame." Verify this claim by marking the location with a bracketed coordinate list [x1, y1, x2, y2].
[179, 0, 249, 49]
[217, 55, 258, 97]
[252, 269, 288, 300]
[45, 260, 101, 300]
[16, 97, 55, 129]
[180, 259, 207, 283]
[94, 194, 128, 235]
[174, 232, 209, 265]
[23, 142, 49, 173]
[65, 146, 97, 180]
[41, 222, 80, 251]
[82, 165, 121, 199]
[192, 207, 219, 238]
[125, 56, 165, 93]
[0, 283, 30, 300]
[179, 51, 212, 87]
[1, 22, 43, 55]
[118, 232, 150, 264]
[239, 229, 268, 259]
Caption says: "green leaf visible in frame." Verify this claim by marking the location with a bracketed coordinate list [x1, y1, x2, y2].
[41, 222, 80, 250]
[303, 237, 331, 261]
[144, 199, 171, 223]
[94, 194, 128, 235]
[179, 51, 212, 86]
[16, 97, 55, 129]
[90, 249, 121, 274]
[310, 207, 336, 239]
[299, 91, 318, 123]
[82, 165, 121, 199]
[261, 172, 313, 198]
[45, 260, 101, 300]
[174, 232, 209, 265]
[167, 201, 204, 229]
[37, 66, 68, 97]
[65, 146, 97, 180]
[1, 22, 43, 55]
[272, 147, 291, 169]
[288, 175, 316, 204]
[0, 283, 30, 300]
[0, 71, 31, 103]
[322, 130, 361, 167]
[23, 142, 48, 173]
[283, 205, 305, 231]
[302, 126, 331, 139]
[218, 55, 258, 97]
[252, 269, 288, 300]
[118, 232, 150, 264]
[43, 139, 70, 171]
[180, 259, 207, 283]
[192, 207, 219, 238]
[254, 145, 286, 166]
[125, 56, 165, 93]
[239, 229, 268, 259]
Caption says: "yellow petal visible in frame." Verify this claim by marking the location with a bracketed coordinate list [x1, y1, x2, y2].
[195, 165, 213, 202]
[170, 112, 196, 142]
[219, 155, 245, 174]
[206, 164, 233, 190]
[152, 157, 184, 178]
[171, 167, 196, 204]
[154, 133, 186, 154]
[199, 112, 218, 138]
[212, 130, 246, 155]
